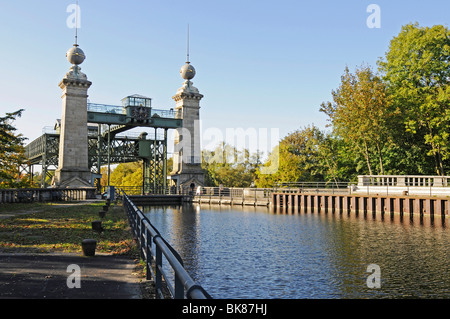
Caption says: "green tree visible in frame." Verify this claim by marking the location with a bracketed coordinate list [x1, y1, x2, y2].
[0, 109, 35, 188]
[101, 162, 143, 188]
[202, 143, 259, 187]
[255, 145, 281, 188]
[255, 126, 326, 187]
[378, 23, 450, 175]
[315, 132, 358, 184]
[320, 65, 395, 175]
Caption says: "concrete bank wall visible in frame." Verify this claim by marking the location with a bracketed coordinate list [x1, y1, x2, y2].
[272, 192, 449, 220]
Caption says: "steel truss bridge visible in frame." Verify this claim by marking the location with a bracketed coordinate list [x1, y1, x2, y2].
[25, 95, 182, 194]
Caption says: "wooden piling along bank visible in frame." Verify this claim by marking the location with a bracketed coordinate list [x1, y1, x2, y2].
[272, 192, 450, 221]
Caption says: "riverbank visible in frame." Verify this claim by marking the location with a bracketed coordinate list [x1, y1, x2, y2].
[0, 201, 156, 299]
[0, 201, 134, 254]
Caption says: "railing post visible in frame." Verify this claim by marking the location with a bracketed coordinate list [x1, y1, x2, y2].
[134, 212, 139, 238]
[155, 244, 162, 298]
[174, 274, 184, 299]
[140, 219, 145, 260]
[146, 230, 152, 281]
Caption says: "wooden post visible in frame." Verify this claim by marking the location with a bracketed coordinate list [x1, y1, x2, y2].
[330, 195, 335, 213]
[315, 195, 321, 213]
[343, 196, 350, 214]
[335, 195, 341, 214]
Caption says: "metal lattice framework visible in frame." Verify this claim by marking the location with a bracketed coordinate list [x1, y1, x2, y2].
[140, 130, 168, 194]
[25, 133, 60, 187]
[25, 130, 168, 192]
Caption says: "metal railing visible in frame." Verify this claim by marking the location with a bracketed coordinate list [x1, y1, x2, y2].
[122, 191, 211, 299]
[191, 187, 273, 205]
[87, 103, 182, 119]
[87, 103, 124, 114]
[274, 181, 352, 194]
[101, 186, 175, 196]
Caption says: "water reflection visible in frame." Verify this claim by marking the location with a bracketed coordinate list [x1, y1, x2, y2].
[143, 204, 449, 299]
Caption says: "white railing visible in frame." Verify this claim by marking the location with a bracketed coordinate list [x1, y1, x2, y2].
[355, 175, 450, 197]
[357, 175, 450, 187]
[191, 187, 273, 206]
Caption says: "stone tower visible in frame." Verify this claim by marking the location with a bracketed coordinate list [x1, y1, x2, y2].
[170, 60, 205, 191]
[54, 44, 93, 188]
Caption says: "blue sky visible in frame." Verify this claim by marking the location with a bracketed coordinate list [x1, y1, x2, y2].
[0, 0, 449, 153]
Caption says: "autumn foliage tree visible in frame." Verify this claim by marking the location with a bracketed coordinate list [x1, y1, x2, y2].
[100, 162, 143, 191]
[320, 65, 394, 176]
[255, 126, 329, 187]
[202, 143, 261, 187]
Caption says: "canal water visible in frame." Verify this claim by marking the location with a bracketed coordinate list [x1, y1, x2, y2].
[143, 204, 449, 299]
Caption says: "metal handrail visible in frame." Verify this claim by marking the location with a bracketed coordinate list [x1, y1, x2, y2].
[87, 102, 181, 119]
[272, 181, 353, 195]
[275, 181, 351, 189]
[122, 191, 211, 299]
[191, 187, 273, 206]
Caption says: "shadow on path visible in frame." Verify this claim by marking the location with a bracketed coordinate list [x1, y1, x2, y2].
[0, 253, 142, 299]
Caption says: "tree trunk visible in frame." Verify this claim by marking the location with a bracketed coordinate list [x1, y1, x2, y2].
[364, 141, 373, 175]
[436, 149, 444, 176]
[376, 143, 384, 175]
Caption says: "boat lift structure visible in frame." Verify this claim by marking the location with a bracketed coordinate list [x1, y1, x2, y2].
[25, 95, 182, 194]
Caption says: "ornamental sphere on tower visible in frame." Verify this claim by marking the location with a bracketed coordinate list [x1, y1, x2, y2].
[66, 44, 86, 65]
[180, 62, 196, 80]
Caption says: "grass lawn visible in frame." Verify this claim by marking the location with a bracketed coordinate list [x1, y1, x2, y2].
[0, 201, 136, 255]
